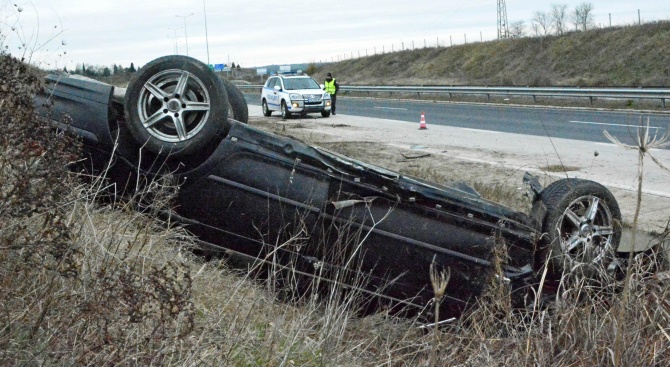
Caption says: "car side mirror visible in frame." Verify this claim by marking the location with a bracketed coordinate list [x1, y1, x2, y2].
[320, 84, 325, 89]
[274, 85, 281, 91]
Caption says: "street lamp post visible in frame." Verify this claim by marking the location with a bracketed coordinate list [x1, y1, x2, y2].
[203, 0, 210, 65]
[168, 27, 181, 54]
[175, 13, 194, 56]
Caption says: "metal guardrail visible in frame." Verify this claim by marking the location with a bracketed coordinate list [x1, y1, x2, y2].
[236, 85, 670, 108]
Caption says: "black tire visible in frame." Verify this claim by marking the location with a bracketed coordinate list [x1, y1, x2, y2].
[535, 178, 622, 278]
[280, 100, 291, 119]
[321, 111, 331, 117]
[262, 99, 272, 117]
[124, 55, 229, 158]
[221, 78, 248, 123]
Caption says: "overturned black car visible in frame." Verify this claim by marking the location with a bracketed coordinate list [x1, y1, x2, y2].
[36, 55, 626, 319]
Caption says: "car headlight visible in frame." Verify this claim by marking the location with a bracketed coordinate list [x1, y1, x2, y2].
[289, 93, 303, 100]
[323, 93, 330, 98]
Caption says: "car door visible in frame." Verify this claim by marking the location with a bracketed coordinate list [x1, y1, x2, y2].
[174, 125, 330, 265]
[264, 77, 280, 110]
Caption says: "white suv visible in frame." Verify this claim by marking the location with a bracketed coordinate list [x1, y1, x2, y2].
[261, 73, 332, 118]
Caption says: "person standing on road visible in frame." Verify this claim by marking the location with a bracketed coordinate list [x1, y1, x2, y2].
[324, 72, 339, 115]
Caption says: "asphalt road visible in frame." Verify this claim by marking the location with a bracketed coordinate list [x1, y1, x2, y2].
[245, 95, 670, 149]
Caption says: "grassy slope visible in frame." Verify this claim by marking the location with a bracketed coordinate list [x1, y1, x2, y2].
[306, 21, 670, 87]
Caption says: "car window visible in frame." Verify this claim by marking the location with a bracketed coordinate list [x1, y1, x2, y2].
[284, 78, 320, 90]
[265, 77, 277, 88]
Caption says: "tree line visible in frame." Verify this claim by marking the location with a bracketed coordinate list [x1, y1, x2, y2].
[67, 62, 138, 77]
[69, 61, 243, 77]
[507, 2, 596, 39]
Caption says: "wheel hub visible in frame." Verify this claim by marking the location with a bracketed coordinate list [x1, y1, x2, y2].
[136, 69, 211, 143]
[579, 223, 594, 240]
[167, 99, 182, 112]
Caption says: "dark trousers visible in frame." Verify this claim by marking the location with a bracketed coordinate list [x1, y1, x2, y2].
[331, 94, 337, 114]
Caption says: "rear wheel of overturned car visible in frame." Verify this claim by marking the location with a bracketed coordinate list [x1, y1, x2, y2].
[262, 99, 272, 117]
[536, 178, 622, 279]
[280, 100, 291, 119]
[221, 78, 248, 123]
[124, 55, 229, 158]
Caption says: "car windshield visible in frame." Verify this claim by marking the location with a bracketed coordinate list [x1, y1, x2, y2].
[284, 77, 319, 90]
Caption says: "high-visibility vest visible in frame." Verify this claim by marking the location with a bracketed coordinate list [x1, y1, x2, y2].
[324, 79, 336, 95]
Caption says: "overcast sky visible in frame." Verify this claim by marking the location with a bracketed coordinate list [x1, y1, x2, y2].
[1, 0, 669, 70]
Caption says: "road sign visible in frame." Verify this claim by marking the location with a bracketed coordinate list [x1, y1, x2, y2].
[256, 68, 267, 76]
[214, 63, 226, 72]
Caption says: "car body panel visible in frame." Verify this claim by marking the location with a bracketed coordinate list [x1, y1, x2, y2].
[36, 74, 115, 145]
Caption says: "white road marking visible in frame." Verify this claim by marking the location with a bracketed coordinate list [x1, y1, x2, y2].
[374, 106, 408, 111]
[569, 120, 665, 129]
[458, 128, 502, 134]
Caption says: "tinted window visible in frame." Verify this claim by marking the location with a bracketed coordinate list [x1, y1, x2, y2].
[265, 77, 277, 88]
[283, 78, 320, 90]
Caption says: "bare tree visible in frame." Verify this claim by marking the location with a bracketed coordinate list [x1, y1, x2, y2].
[572, 2, 595, 31]
[551, 4, 569, 35]
[509, 21, 526, 38]
[532, 11, 552, 36]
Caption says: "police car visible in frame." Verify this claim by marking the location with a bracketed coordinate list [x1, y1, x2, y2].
[261, 72, 332, 118]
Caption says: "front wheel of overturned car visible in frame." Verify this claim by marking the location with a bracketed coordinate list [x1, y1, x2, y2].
[535, 178, 622, 279]
[221, 78, 248, 123]
[280, 101, 291, 119]
[124, 55, 229, 158]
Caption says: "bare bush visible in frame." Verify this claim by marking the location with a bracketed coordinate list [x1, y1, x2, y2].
[0, 52, 197, 366]
[533, 11, 553, 36]
[0, 53, 81, 279]
[572, 2, 595, 31]
[509, 21, 527, 39]
[551, 4, 569, 35]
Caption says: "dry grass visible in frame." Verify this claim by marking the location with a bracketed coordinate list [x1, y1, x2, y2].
[5, 175, 668, 366]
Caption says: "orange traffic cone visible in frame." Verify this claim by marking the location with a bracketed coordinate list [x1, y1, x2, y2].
[419, 112, 427, 130]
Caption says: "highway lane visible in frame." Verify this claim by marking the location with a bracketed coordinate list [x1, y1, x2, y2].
[245, 95, 670, 148]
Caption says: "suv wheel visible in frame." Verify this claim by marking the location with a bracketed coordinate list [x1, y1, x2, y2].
[280, 101, 291, 119]
[262, 99, 272, 117]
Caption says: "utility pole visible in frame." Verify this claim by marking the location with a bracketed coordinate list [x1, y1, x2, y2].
[497, 0, 509, 39]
